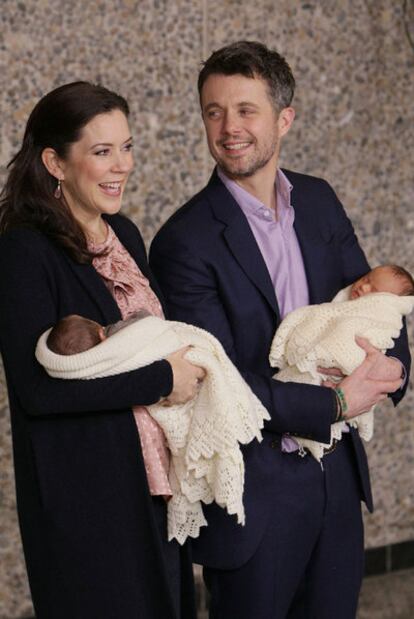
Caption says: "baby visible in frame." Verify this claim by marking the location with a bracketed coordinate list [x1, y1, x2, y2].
[46, 311, 150, 355]
[269, 264, 414, 461]
[348, 264, 414, 299]
[36, 308, 270, 544]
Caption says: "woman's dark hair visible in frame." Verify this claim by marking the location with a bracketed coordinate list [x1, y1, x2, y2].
[0, 81, 129, 263]
[198, 40, 295, 113]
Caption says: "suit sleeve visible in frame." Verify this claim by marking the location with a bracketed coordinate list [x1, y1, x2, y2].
[0, 233, 173, 417]
[384, 315, 411, 405]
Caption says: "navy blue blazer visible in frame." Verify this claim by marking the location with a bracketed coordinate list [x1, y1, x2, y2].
[150, 169, 411, 570]
[0, 214, 194, 619]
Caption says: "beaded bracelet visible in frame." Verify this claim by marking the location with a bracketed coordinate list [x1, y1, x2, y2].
[334, 387, 348, 421]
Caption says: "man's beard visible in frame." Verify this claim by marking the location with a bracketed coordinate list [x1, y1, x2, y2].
[215, 137, 278, 180]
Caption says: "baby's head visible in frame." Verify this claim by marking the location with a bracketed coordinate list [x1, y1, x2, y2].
[350, 265, 414, 300]
[47, 314, 106, 355]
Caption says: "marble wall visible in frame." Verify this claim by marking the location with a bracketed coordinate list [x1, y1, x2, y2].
[0, 0, 413, 615]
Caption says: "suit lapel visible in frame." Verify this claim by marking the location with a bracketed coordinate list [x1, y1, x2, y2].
[207, 172, 280, 318]
[289, 178, 328, 305]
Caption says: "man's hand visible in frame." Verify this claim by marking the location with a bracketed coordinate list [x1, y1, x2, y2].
[324, 337, 403, 420]
[318, 366, 345, 380]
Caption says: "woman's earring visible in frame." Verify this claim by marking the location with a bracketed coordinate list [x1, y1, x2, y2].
[54, 179, 62, 199]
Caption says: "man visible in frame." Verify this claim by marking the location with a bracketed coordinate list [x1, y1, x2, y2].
[150, 41, 411, 619]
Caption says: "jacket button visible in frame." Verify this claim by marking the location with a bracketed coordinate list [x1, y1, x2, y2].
[270, 439, 280, 449]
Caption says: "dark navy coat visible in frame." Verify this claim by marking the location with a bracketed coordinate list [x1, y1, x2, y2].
[0, 214, 194, 619]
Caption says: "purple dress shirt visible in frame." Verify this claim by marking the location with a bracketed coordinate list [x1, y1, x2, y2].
[217, 167, 309, 452]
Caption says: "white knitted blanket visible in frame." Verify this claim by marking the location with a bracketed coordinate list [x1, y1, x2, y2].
[36, 316, 270, 544]
[269, 289, 414, 461]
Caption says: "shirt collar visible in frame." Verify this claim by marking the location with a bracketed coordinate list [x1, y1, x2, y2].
[276, 168, 293, 205]
[217, 167, 293, 221]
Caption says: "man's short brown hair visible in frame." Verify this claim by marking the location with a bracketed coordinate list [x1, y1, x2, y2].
[198, 40, 295, 113]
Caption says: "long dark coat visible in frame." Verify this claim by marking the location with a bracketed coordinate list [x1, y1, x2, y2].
[0, 214, 194, 619]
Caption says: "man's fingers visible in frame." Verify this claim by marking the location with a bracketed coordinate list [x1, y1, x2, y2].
[355, 336, 379, 354]
[318, 366, 344, 377]
[378, 378, 404, 394]
[321, 380, 337, 388]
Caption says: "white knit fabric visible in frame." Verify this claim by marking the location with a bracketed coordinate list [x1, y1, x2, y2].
[36, 316, 270, 544]
[269, 289, 414, 461]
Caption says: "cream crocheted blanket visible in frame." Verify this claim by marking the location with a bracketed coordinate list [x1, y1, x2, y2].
[269, 289, 414, 461]
[36, 316, 270, 544]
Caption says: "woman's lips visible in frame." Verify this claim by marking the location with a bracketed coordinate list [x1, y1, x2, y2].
[99, 182, 122, 196]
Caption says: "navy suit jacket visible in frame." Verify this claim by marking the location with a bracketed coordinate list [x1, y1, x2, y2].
[150, 169, 411, 570]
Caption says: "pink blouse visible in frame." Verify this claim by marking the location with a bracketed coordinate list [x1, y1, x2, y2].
[90, 225, 172, 497]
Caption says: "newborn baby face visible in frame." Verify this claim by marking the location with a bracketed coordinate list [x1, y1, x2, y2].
[350, 267, 404, 299]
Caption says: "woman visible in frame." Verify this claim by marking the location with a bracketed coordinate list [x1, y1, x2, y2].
[0, 82, 203, 619]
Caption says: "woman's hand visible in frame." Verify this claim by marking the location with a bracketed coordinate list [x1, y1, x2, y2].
[164, 346, 205, 405]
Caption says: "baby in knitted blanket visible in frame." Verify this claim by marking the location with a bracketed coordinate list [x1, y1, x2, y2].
[270, 265, 414, 461]
[36, 312, 270, 544]
[45, 310, 151, 355]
